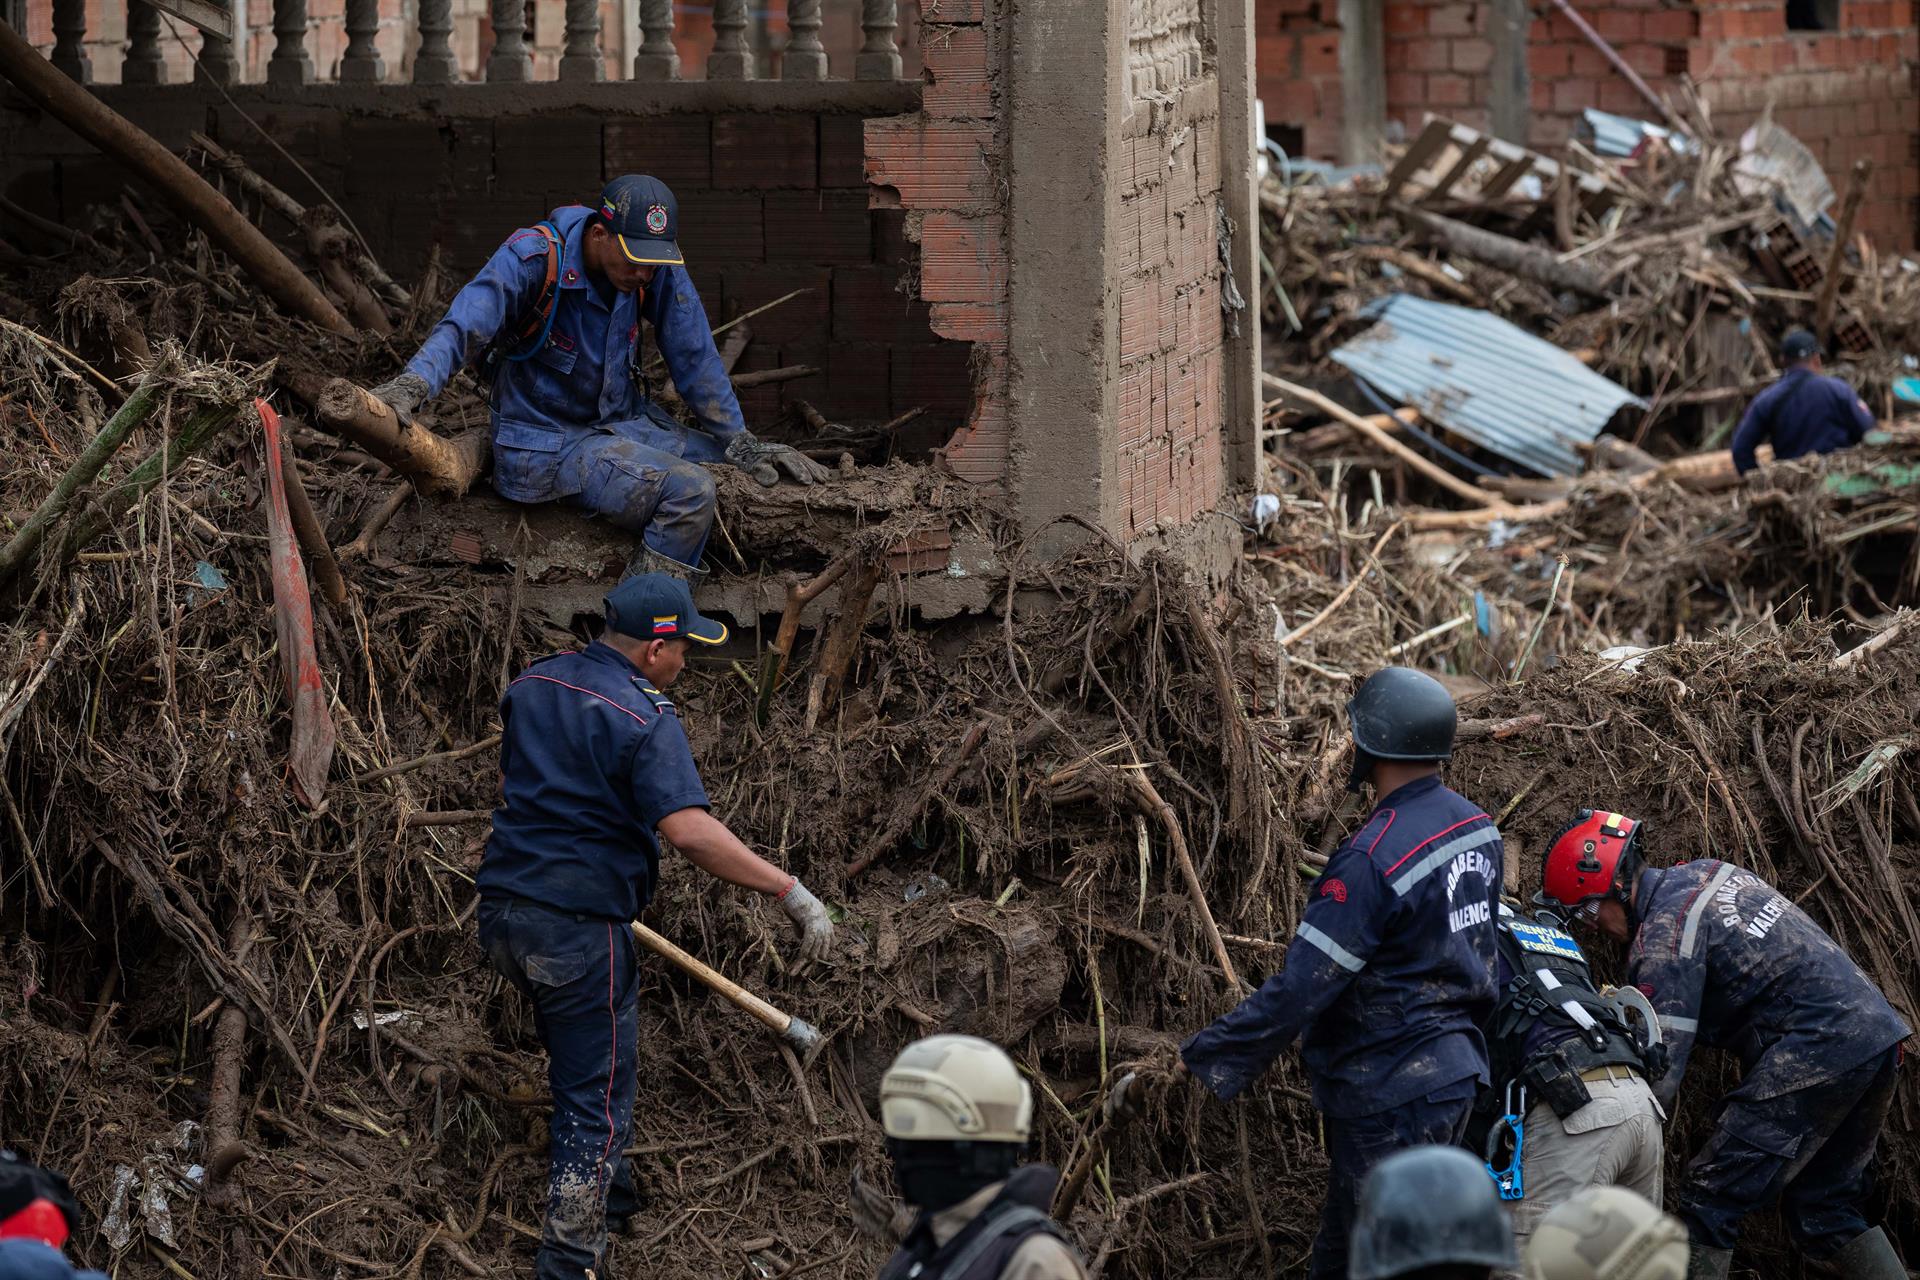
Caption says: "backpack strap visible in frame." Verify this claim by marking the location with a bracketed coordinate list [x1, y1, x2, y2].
[495, 220, 563, 366]
[930, 1205, 1058, 1280]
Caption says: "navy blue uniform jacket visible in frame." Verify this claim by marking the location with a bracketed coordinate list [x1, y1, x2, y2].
[1730, 367, 1873, 475]
[1630, 860, 1910, 1111]
[1182, 775, 1503, 1117]
[479, 642, 709, 920]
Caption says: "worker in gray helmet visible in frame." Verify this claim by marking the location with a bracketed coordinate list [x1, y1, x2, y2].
[875, 1035, 1087, 1280]
[1181, 667, 1502, 1280]
[1521, 1186, 1688, 1280]
[1350, 1145, 1517, 1280]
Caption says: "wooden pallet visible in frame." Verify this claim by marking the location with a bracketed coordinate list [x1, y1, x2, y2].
[1384, 117, 1618, 216]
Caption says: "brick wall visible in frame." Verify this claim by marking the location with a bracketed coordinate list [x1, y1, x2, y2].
[0, 87, 965, 436]
[864, 0, 1011, 490]
[1117, 76, 1230, 537]
[1253, 0, 1920, 248]
[23, 0, 923, 84]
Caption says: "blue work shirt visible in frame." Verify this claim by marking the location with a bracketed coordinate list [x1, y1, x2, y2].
[1629, 859, 1910, 1111]
[1182, 775, 1502, 1117]
[479, 642, 709, 920]
[1730, 366, 1874, 475]
[0, 1241, 109, 1280]
[405, 203, 746, 503]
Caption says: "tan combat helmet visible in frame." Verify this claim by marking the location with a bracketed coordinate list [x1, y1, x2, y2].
[879, 1035, 1033, 1144]
[1524, 1186, 1689, 1280]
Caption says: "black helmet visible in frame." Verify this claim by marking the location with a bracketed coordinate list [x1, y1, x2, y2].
[1346, 666, 1457, 790]
[1349, 1146, 1517, 1280]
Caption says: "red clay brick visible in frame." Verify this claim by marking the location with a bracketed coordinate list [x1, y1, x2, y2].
[1594, 8, 1642, 40]
[1120, 273, 1161, 363]
[927, 302, 1008, 344]
[1262, 77, 1319, 120]
[1429, 73, 1472, 105]
[922, 25, 992, 119]
[1553, 77, 1596, 112]
[1429, 3, 1475, 35]
[1387, 71, 1427, 105]
[1302, 32, 1341, 76]
[1451, 36, 1494, 71]
[713, 115, 816, 189]
[1568, 42, 1611, 75]
[1385, 3, 1427, 35]
[1256, 32, 1298, 74]
[863, 119, 993, 209]
[1407, 38, 1451, 70]
[1618, 42, 1666, 76]
[1528, 43, 1572, 76]
[917, 213, 1008, 304]
[1640, 8, 1696, 39]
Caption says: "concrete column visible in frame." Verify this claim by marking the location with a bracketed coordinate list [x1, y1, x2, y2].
[340, 0, 386, 80]
[558, 0, 602, 80]
[1214, 0, 1262, 490]
[268, 0, 315, 84]
[1337, 0, 1386, 164]
[1489, 0, 1530, 143]
[196, 30, 242, 82]
[632, 0, 679, 78]
[486, 0, 533, 80]
[782, 0, 827, 79]
[1006, 0, 1123, 549]
[708, 0, 753, 79]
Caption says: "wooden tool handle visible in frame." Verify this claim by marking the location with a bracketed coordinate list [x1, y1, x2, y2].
[630, 922, 790, 1034]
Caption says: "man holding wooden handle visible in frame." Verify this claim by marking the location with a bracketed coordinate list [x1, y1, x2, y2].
[477, 572, 833, 1280]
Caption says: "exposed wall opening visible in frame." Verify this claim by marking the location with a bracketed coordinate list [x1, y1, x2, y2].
[1786, 0, 1838, 31]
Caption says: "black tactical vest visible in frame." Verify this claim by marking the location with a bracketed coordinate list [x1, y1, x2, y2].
[1489, 903, 1651, 1112]
[875, 1166, 1076, 1280]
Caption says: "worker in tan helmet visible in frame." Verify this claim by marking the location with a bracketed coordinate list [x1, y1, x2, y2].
[1522, 1186, 1688, 1280]
[874, 1035, 1087, 1280]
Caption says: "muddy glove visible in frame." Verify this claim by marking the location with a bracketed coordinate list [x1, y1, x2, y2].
[849, 1164, 914, 1243]
[1103, 1071, 1146, 1123]
[725, 433, 832, 487]
[370, 371, 430, 425]
[778, 878, 834, 963]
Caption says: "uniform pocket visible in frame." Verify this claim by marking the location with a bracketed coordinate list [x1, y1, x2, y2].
[491, 419, 579, 502]
[524, 951, 591, 989]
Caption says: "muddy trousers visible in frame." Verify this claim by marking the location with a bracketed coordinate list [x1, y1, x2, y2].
[1678, 1046, 1900, 1259]
[493, 404, 724, 568]
[1508, 1072, 1665, 1255]
[1312, 1085, 1475, 1280]
[479, 898, 643, 1280]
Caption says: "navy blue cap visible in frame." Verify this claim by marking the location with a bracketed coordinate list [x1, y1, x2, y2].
[599, 174, 683, 267]
[1781, 328, 1821, 361]
[604, 573, 726, 645]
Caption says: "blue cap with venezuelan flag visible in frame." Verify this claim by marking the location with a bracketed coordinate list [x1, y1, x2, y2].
[599, 174, 684, 267]
[604, 573, 727, 645]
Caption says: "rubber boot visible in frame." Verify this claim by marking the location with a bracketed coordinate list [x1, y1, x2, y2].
[1687, 1245, 1733, 1280]
[1824, 1227, 1910, 1280]
[623, 541, 705, 584]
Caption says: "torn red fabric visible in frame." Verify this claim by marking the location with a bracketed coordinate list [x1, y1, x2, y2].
[259, 398, 334, 808]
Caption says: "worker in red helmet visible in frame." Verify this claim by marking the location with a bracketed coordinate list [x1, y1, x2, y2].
[1536, 811, 1911, 1280]
[0, 1151, 108, 1279]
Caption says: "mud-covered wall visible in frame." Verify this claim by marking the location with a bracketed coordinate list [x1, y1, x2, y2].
[0, 81, 972, 437]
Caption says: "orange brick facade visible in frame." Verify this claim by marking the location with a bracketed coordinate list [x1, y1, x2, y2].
[1255, 0, 1920, 248]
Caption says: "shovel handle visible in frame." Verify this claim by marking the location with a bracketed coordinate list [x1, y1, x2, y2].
[630, 922, 820, 1052]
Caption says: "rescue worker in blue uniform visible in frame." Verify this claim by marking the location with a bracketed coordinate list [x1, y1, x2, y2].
[371, 175, 830, 577]
[1478, 891, 1665, 1256]
[0, 1152, 108, 1280]
[478, 573, 836, 1280]
[1730, 328, 1875, 476]
[1178, 667, 1502, 1280]
[1537, 809, 1911, 1280]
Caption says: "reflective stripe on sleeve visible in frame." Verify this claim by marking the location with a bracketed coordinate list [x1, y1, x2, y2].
[1680, 864, 1738, 958]
[1663, 1014, 1699, 1033]
[1297, 922, 1366, 973]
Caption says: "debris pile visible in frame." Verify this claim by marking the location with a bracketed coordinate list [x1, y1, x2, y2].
[0, 76, 1916, 1280]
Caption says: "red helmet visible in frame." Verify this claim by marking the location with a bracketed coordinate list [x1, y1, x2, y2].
[1539, 810, 1643, 910]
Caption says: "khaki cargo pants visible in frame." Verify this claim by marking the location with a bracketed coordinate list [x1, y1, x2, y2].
[1508, 1068, 1665, 1255]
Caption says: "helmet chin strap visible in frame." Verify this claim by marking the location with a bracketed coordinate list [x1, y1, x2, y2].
[1615, 851, 1644, 932]
[1345, 747, 1378, 793]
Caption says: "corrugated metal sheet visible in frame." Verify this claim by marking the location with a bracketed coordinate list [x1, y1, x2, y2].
[1330, 294, 1646, 477]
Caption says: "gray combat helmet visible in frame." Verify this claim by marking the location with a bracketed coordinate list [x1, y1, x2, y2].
[1346, 665, 1458, 790]
[1349, 1146, 1518, 1280]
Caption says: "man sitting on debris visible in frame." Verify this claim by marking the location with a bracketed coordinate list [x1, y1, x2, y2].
[1536, 809, 1911, 1280]
[478, 573, 835, 1280]
[874, 1035, 1087, 1280]
[1729, 328, 1875, 475]
[1476, 842, 1666, 1255]
[1178, 667, 1502, 1280]
[370, 174, 829, 579]
[1348, 1145, 1518, 1280]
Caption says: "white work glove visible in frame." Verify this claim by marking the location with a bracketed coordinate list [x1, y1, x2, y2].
[778, 878, 834, 963]
[726, 432, 833, 486]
